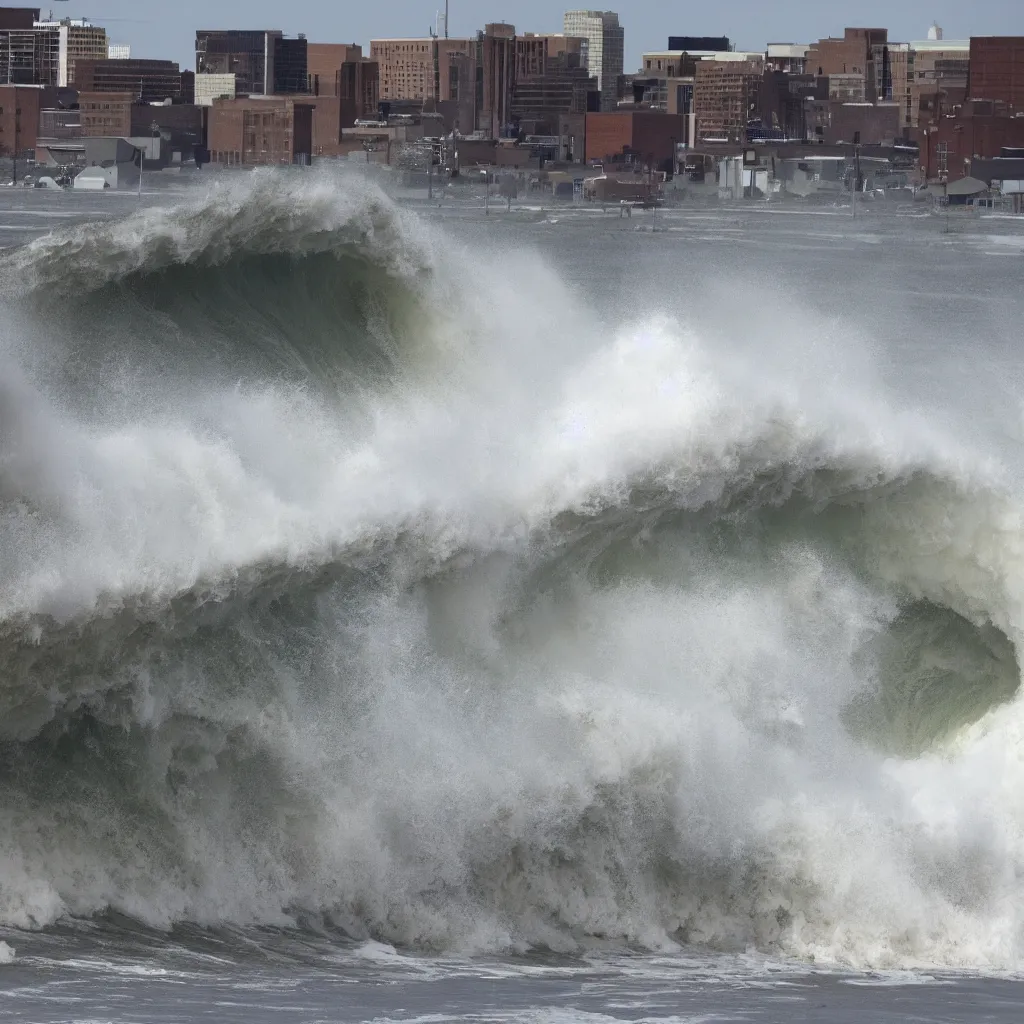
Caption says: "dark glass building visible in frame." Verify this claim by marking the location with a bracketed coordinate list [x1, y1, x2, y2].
[196, 30, 308, 96]
[667, 36, 731, 52]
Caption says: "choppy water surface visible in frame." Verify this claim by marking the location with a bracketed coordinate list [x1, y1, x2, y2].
[1, 170, 1024, 1020]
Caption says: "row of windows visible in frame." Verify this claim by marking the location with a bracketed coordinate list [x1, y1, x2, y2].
[373, 44, 431, 55]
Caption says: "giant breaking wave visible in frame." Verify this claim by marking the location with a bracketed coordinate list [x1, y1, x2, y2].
[1, 169, 1024, 970]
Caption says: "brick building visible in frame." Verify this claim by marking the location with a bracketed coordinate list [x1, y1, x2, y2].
[806, 27, 886, 79]
[694, 59, 763, 143]
[207, 95, 313, 166]
[307, 43, 362, 96]
[510, 57, 597, 136]
[909, 41, 969, 127]
[371, 36, 474, 103]
[515, 33, 585, 78]
[73, 59, 184, 103]
[339, 58, 378, 127]
[585, 110, 686, 165]
[968, 37, 1024, 112]
[917, 100, 1024, 182]
[77, 91, 132, 135]
[805, 100, 900, 145]
[0, 81, 54, 155]
[131, 101, 202, 159]
[478, 23, 515, 136]
[872, 42, 911, 127]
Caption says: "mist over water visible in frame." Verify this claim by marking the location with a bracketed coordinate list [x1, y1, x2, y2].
[2, 170, 1024, 975]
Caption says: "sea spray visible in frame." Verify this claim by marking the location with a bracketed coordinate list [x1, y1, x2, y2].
[0, 170, 1022, 969]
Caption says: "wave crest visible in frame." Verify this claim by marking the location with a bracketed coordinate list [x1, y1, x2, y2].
[1, 173, 1023, 970]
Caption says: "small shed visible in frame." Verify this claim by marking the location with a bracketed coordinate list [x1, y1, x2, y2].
[944, 176, 989, 206]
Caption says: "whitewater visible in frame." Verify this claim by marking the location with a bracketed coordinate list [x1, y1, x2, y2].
[3, 169, 1024, 1020]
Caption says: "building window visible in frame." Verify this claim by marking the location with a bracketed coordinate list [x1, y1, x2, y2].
[937, 141, 948, 174]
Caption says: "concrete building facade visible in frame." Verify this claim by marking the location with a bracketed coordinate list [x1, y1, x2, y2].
[563, 10, 624, 110]
[34, 18, 107, 87]
[194, 72, 236, 106]
[0, 22, 57, 85]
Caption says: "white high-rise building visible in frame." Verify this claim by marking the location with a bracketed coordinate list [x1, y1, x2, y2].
[33, 17, 108, 87]
[563, 10, 624, 110]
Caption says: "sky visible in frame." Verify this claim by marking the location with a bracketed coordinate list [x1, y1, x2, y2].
[45, 0, 1024, 70]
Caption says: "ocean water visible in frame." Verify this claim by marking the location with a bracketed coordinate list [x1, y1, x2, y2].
[1, 169, 1024, 1021]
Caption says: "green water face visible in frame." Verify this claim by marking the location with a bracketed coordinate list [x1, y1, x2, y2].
[845, 601, 1020, 757]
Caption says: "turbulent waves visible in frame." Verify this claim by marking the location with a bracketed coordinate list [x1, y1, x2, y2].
[1, 170, 1024, 970]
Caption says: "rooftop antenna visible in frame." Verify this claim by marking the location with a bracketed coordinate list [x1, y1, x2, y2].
[445, 0, 449, 38]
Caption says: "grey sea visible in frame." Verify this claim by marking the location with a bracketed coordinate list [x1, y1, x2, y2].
[1, 171, 1024, 1022]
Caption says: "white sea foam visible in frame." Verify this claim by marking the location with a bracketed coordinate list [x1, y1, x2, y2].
[0, 171, 1022, 971]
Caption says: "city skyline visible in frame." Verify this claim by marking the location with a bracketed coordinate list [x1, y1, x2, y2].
[41, 0, 1024, 71]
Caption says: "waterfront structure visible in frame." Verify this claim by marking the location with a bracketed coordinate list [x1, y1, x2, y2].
[563, 10, 623, 110]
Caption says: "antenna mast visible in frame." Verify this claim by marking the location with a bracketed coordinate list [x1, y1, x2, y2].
[445, 0, 449, 37]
